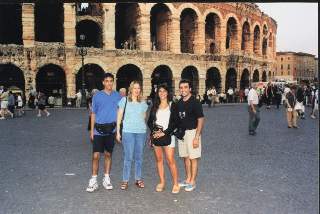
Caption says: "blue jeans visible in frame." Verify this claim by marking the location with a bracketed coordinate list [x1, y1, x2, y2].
[122, 132, 146, 182]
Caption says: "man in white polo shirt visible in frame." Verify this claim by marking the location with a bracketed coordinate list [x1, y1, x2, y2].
[248, 83, 260, 136]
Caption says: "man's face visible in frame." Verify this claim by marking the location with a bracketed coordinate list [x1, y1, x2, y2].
[102, 77, 114, 90]
[179, 83, 191, 97]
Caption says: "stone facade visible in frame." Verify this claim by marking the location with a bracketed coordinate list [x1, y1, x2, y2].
[0, 3, 277, 102]
[275, 51, 317, 82]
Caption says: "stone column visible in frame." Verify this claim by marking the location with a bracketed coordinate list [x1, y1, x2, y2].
[65, 68, 76, 99]
[22, 3, 35, 47]
[219, 21, 227, 55]
[220, 62, 227, 92]
[64, 3, 76, 47]
[137, 12, 151, 51]
[198, 77, 206, 97]
[174, 77, 181, 96]
[169, 16, 180, 54]
[143, 77, 152, 98]
[235, 25, 242, 51]
[194, 20, 205, 55]
[102, 3, 116, 50]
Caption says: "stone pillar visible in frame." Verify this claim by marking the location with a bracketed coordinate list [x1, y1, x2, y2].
[64, 3, 76, 47]
[194, 20, 205, 55]
[169, 16, 180, 54]
[22, 3, 35, 47]
[219, 21, 227, 55]
[198, 78, 206, 97]
[220, 62, 227, 92]
[236, 25, 242, 51]
[102, 3, 116, 50]
[174, 77, 181, 96]
[137, 12, 151, 51]
[66, 69, 76, 98]
[143, 77, 152, 98]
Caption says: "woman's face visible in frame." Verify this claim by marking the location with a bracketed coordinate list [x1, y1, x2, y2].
[158, 87, 168, 100]
[132, 83, 141, 97]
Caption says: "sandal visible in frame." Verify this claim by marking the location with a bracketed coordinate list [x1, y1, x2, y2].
[171, 184, 180, 194]
[120, 182, 128, 190]
[156, 183, 165, 192]
[135, 180, 145, 188]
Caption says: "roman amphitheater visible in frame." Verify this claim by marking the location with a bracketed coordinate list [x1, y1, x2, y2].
[0, 3, 277, 104]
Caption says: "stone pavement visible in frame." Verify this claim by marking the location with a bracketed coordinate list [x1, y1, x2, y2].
[0, 105, 318, 214]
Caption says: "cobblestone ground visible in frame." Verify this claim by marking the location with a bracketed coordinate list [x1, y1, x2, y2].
[0, 105, 318, 214]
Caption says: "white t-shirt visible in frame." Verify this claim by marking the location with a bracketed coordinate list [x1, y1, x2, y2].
[17, 95, 23, 107]
[76, 92, 82, 99]
[155, 105, 175, 147]
[227, 89, 234, 95]
[248, 88, 259, 105]
[244, 88, 249, 96]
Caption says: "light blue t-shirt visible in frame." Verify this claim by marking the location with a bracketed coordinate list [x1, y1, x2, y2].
[118, 97, 148, 133]
[92, 90, 122, 136]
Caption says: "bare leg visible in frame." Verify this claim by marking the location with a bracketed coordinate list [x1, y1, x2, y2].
[184, 157, 192, 183]
[104, 152, 112, 175]
[190, 158, 199, 185]
[92, 152, 100, 176]
[154, 146, 165, 185]
[164, 147, 179, 186]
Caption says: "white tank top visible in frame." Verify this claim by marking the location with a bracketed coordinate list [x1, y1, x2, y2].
[155, 105, 170, 129]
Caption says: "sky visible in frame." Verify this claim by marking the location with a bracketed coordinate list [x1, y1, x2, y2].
[256, 3, 318, 57]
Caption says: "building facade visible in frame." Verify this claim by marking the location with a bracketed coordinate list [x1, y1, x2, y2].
[276, 51, 317, 82]
[0, 3, 277, 104]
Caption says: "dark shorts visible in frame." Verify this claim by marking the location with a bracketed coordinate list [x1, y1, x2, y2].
[38, 104, 46, 110]
[93, 134, 115, 154]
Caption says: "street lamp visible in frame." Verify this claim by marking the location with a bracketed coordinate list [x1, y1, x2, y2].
[79, 34, 87, 107]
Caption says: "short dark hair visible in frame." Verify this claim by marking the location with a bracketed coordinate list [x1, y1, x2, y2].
[179, 79, 192, 88]
[104, 72, 114, 80]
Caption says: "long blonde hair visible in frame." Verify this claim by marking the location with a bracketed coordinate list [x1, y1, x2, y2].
[128, 81, 143, 102]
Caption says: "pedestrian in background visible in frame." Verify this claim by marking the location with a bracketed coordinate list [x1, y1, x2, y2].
[285, 86, 298, 128]
[7, 91, 15, 116]
[37, 92, 50, 117]
[16, 93, 24, 117]
[248, 83, 260, 136]
[0, 87, 13, 119]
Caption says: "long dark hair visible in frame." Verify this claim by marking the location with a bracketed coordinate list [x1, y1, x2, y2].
[151, 83, 172, 116]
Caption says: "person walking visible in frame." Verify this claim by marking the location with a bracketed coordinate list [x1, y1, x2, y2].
[285, 87, 298, 128]
[248, 83, 260, 136]
[16, 93, 24, 117]
[37, 92, 50, 117]
[273, 85, 282, 109]
[296, 85, 305, 119]
[206, 87, 214, 108]
[244, 87, 249, 102]
[7, 91, 15, 116]
[86, 73, 122, 193]
[147, 83, 180, 194]
[75, 90, 82, 108]
[116, 81, 149, 190]
[0, 88, 14, 119]
[310, 88, 318, 119]
[174, 79, 204, 192]
[227, 87, 234, 103]
[264, 81, 273, 109]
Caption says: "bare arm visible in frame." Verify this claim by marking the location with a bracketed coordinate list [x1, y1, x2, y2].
[116, 108, 124, 142]
[195, 117, 205, 139]
[90, 113, 95, 141]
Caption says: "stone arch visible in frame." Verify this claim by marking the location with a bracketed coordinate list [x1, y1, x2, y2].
[262, 70, 267, 82]
[180, 8, 198, 54]
[76, 20, 103, 48]
[253, 69, 259, 82]
[205, 12, 221, 54]
[150, 3, 172, 51]
[253, 25, 261, 54]
[206, 67, 221, 90]
[35, 2, 64, 42]
[0, 63, 25, 93]
[145, 3, 176, 16]
[75, 3, 103, 16]
[203, 8, 223, 21]
[177, 3, 202, 19]
[240, 68, 250, 89]
[116, 64, 143, 91]
[241, 21, 251, 52]
[76, 63, 105, 92]
[115, 3, 140, 50]
[181, 65, 199, 95]
[0, 4, 22, 45]
[151, 65, 174, 97]
[225, 68, 237, 92]
[73, 58, 107, 75]
[225, 16, 239, 50]
[36, 64, 66, 103]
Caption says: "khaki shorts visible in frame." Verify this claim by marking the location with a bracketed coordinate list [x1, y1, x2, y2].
[178, 129, 201, 159]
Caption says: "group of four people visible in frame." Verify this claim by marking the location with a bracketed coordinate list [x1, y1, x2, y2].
[86, 72, 204, 194]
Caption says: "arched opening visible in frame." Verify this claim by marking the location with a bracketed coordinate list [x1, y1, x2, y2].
[0, 64, 25, 93]
[115, 3, 139, 50]
[206, 67, 221, 91]
[36, 64, 66, 104]
[0, 4, 22, 45]
[35, 2, 64, 42]
[180, 8, 198, 54]
[116, 64, 143, 91]
[253, 26, 260, 54]
[205, 13, 220, 54]
[181, 66, 199, 95]
[262, 71, 267, 82]
[150, 4, 172, 51]
[240, 69, 250, 89]
[241, 21, 250, 51]
[76, 20, 103, 48]
[268, 33, 273, 50]
[76, 64, 105, 92]
[226, 17, 238, 50]
[75, 3, 103, 16]
[268, 71, 272, 79]
[151, 65, 173, 98]
[225, 68, 237, 92]
[253, 69, 259, 82]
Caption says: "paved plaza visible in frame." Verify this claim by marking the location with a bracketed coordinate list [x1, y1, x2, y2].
[0, 105, 318, 214]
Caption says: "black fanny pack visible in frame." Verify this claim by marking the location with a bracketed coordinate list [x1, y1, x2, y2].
[94, 122, 116, 135]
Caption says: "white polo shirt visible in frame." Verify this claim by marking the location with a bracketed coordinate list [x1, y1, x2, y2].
[247, 88, 259, 105]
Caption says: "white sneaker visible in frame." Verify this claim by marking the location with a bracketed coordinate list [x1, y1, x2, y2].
[37, 114, 41, 117]
[311, 115, 316, 119]
[86, 178, 99, 193]
[47, 112, 50, 117]
[103, 176, 113, 190]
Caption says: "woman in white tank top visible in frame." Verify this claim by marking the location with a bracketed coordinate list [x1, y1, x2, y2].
[147, 84, 180, 194]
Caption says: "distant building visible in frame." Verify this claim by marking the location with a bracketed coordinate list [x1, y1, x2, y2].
[276, 51, 316, 83]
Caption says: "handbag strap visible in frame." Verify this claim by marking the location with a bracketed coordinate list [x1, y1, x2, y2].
[121, 97, 128, 124]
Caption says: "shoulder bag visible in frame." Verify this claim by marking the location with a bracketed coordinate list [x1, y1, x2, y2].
[120, 97, 128, 139]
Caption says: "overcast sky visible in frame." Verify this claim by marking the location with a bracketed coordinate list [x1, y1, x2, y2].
[256, 3, 318, 57]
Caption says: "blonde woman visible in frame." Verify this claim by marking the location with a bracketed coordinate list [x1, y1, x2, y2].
[117, 81, 148, 190]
